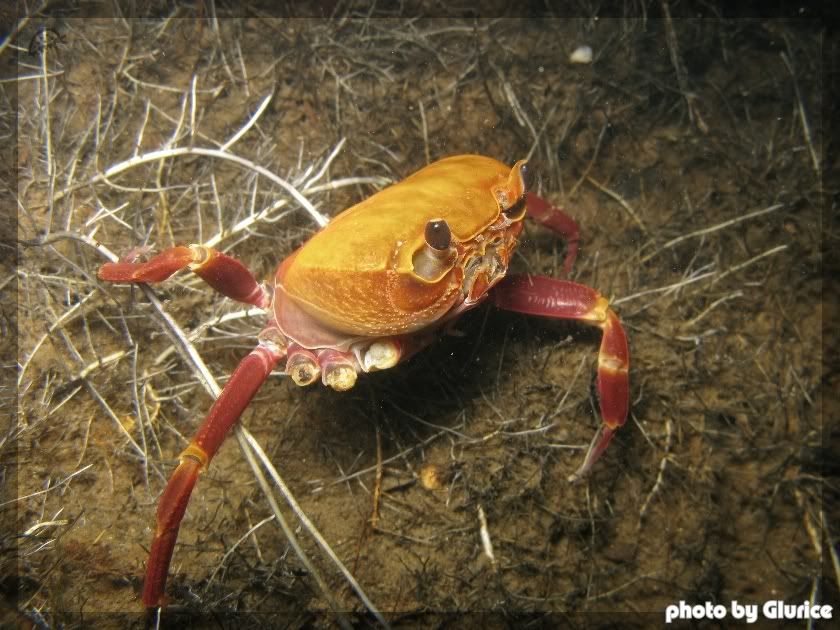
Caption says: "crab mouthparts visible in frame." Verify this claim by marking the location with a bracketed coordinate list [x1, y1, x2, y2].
[462, 242, 508, 303]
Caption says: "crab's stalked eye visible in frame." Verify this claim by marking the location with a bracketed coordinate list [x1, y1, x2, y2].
[425, 218, 452, 251]
[414, 218, 456, 281]
[519, 163, 531, 192]
[503, 194, 528, 221]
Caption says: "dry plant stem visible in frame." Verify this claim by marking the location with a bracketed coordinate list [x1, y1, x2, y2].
[503, 79, 538, 145]
[614, 269, 715, 305]
[709, 244, 788, 287]
[821, 511, 840, 593]
[568, 121, 608, 199]
[589, 572, 660, 601]
[371, 426, 383, 529]
[660, 0, 708, 133]
[780, 50, 820, 178]
[245, 508, 264, 562]
[0, 2, 49, 57]
[2, 70, 65, 84]
[302, 137, 347, 189]
[233, 430, 352, 630]
[477, 504, 497, 570]
[39, 42, 56, 233]
[51, 147, 329, 228]
[418, 100, 430, 166]
[241, 430, 391, 629]
[204, 514, 276, 591]
[808, 577, 819, 630]
[526, 102, 559, 163]
[683, 290, 744, 328]
[641, 204, 784, 264]
[0, 465, 93, 508]
[615, 244, 787, 307]
[18, 291, 96, 388]
[131, 344, 151, 490]
[586, 175, 648, 235]
[221, 91, 274, 151]
[795, 490, 839, 593]
[637, 419, 673, 528]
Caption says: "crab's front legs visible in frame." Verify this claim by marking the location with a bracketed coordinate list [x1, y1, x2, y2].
[99, 245, 271, 308]
[493, 274, 629, 482]
[143, 339, 285, 608]
[526, 192, 581, 277]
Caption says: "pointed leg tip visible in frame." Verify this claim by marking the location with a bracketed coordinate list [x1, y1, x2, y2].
[570, 425, 617, 482]
[568, 456, 596, 484]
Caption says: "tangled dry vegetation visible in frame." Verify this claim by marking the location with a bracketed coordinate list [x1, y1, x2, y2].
[6, 8, 833, 627]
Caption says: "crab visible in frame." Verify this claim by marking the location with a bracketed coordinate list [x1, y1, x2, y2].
[98, 154, 630, 608]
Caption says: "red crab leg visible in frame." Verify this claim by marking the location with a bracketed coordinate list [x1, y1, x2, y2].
[492, 274, 629, 481]
[98, 245, 271, 308]
[526, 192, 581, 276]
[143, 341, 285, 608]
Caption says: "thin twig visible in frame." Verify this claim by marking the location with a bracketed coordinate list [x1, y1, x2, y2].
[586, 175, 648, 235]
[780, 50, 820, 177]
[569, 121, 608, 198]
[221, 90, 275, 151]
[1, 465, 94, 508]
[638, 419, 673, 528]
[51, 147, 329, 228]
[241, 429, 390, 629]
[418, 100, 430, 165]
[477, 504, 497, 571]
[371, 426, 383, 529]
[710, 244, 788, 287]
[205, 515, 275, 590]
[641, 204, 784, 264]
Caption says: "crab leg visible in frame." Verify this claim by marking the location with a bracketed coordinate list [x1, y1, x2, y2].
[526, 192, 581, 276]
[99, 245, 271, 308]
[143, 340, 285, 607]
[492, 274, 629, 481]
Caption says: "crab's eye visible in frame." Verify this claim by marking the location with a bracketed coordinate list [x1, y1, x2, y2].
[414, 218, 455, 281]
[519, 163, 531, 192]
[424, 218, 452, 251]
[502, 195, 527, 221]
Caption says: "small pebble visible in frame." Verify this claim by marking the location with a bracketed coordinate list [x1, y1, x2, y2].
[419, 464, 442, 490]
[569, 45, 593, 64]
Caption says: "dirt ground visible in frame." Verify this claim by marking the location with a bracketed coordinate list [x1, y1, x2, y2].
[5, 6, 834, 628]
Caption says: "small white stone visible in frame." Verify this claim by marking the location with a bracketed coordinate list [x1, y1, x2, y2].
[569, 45, 593, 64]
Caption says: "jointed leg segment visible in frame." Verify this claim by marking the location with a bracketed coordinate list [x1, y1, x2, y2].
[99, 245, 271, 308]
[526, 192, 581, 277]
[493, 273, 629, 480]
[98, 247, 283, 606]
[142, 342, 285, 607]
